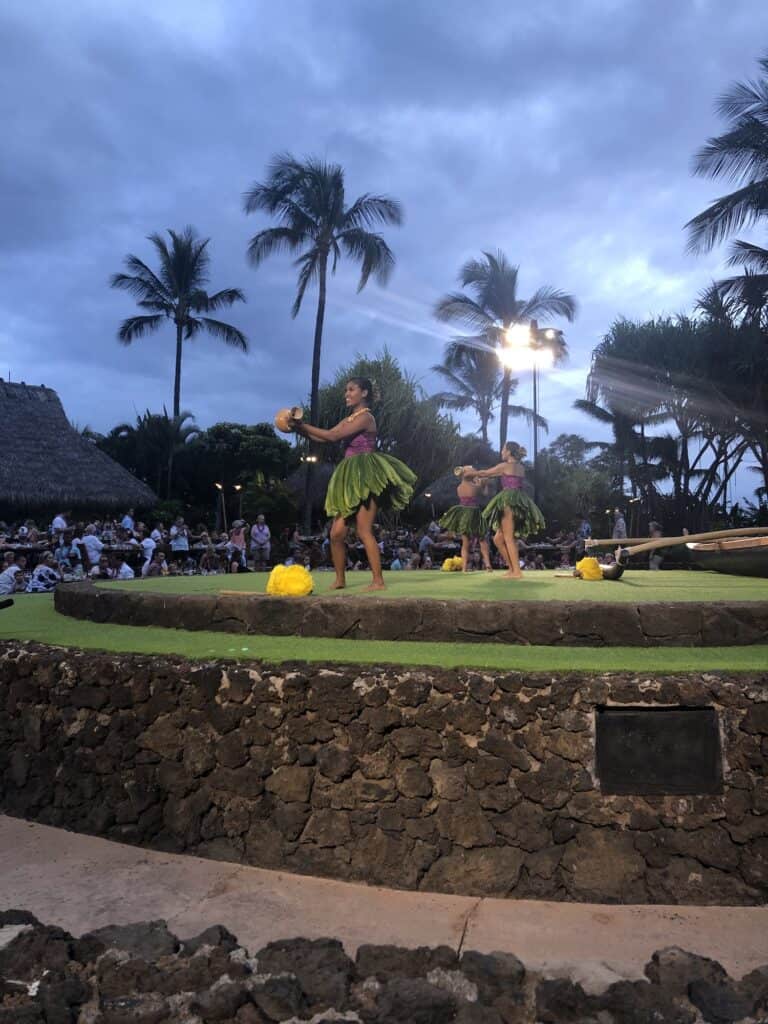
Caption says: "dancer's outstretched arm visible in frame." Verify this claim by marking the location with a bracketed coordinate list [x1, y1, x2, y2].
[467, 462, 509, 480]
[294, 410, 375, 444]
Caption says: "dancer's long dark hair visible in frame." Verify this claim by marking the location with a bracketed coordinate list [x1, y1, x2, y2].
[502, 441, 526, 461]
[348, 376, 379, 406]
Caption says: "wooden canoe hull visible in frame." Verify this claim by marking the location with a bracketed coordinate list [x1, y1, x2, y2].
[687, 538, 768, 578]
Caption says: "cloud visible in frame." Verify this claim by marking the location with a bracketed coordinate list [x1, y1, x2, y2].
[1, 0, 767, 502]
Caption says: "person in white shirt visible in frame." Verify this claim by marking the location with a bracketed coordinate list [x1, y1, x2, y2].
[150, 522, 164, 543]
[138, 533, 156, 564]
[121, 509, 135, 532]
[26, 553, 61, 593]
[81, 526, 104, 568]
[250, 515, 271, 567]
[0, 554, 26, 595]
[113, 555, 135, 580]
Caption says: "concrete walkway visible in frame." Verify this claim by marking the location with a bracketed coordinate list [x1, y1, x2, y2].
[2, 816, 767, 992]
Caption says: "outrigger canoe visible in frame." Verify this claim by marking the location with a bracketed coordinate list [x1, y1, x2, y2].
[686, 536, 768, 578]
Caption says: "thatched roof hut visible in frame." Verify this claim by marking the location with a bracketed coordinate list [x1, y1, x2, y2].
[0, 382, 157, 511]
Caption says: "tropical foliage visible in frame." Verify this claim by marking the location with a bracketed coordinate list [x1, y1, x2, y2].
[687, 54, 768, 254]
[110, 227, 248, 417]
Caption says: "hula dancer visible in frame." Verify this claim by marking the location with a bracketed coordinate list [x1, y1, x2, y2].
[292, 377, 416, 591]
[472, 442, 545, 579]
[440, 468, 493, 572]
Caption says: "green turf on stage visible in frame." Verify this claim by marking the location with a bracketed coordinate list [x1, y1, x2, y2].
[103, 568, 768, 603]
[1, 590, 766, 673]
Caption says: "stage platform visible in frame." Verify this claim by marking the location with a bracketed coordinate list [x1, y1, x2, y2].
[52, 570, 768, 648]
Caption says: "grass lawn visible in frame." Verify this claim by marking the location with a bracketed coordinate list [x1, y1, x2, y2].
[105, 568, 768, 604]
[1, 592, 766, 673]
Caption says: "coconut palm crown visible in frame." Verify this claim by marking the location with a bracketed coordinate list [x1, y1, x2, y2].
[243, 154, 403, 426]
[686, 54, 768, 253]
[434, 250, 576, 449]
[110, 227, 247, 418]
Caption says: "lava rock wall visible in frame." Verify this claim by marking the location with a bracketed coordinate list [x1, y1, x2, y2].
[1, 643, 767, 904]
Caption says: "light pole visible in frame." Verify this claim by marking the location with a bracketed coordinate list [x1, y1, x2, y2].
[424, 491, 435, 520]
[233, 484, 243, 520]
[497, 321, 562, 503]
[214, 482, 227, 533]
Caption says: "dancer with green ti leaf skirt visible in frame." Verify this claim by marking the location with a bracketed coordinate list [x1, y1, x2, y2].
[291, 377, 416, 591]
[440, 467, 494, 572]
[471, 441, 545, 579]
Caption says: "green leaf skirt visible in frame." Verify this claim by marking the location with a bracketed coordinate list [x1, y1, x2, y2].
[325, 452, 417, 520]
[481, 489, 546, 537]
[439, 505, 484, 537]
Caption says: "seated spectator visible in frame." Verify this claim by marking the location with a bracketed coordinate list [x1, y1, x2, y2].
[390, 554, 403, 570]
[90, 554, 115, 580]
[142, 549, 168, 577]
[112, 554, 135, 580]
[121, 508, 135, 532]
[26, 553, 61, 593]
[199, 546, 219, 575]
[150, 522, 165, 543]
[54, 533, 81, 570]
[0, 554, 27, 594]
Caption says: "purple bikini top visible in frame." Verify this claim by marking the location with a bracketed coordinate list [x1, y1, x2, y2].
[501, 474, 524, 490]
[344, 430, 376, 457]
[459, 496, 479, 507]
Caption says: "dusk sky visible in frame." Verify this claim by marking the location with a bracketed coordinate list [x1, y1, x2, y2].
[2, 0, 767, 499]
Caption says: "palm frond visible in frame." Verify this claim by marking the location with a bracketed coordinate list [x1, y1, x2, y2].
[506, 404, 548, 431]
[117, 315, 165, 344]
[434, 293, 495, 330]
[726, 239, 768, 269]
[521, 287, 578, 322]
[338, 229, 395, 289]
[692, 121, 768, 182]
[343, 194, 404, 230]
[291, 250, 320, 317]
[199, 318, 249, 351]
[685, 181, 768, 253]
[573, 399, 616, 425]
[201, 287, 247, 311]
[246, 226, 305, 267]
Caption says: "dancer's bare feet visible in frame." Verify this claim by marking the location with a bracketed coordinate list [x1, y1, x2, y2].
[363, 581, 386, 591]
[329, 580, 346, 590]
[484, 566, 494, 572]
[504, 570, 524, 579]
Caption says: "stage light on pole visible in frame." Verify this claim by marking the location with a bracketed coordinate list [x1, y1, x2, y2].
[424, 491, 435, 519]
[233, 484, 243, 520]
[214, 482, 227, 532]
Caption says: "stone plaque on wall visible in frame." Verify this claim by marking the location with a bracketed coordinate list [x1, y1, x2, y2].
[596, 707, 723, 795]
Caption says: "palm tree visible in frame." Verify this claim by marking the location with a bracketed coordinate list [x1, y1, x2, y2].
[431, 343, 545, 445]
[111, 227, 247, 418]
[686, 54, 768, 253]
[243, 154, 403, 428]
[434, 251, 576, 450]
[109, 408, 200, 499]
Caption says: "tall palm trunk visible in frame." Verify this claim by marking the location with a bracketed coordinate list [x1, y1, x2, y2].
[304, 252, 329, 530]
[499, 369, 511, 451]
[173, 319, 184, 419]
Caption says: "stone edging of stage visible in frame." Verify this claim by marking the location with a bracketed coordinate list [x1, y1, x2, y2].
[2, 641, 767, 906]
[54, 581, 768, 647]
